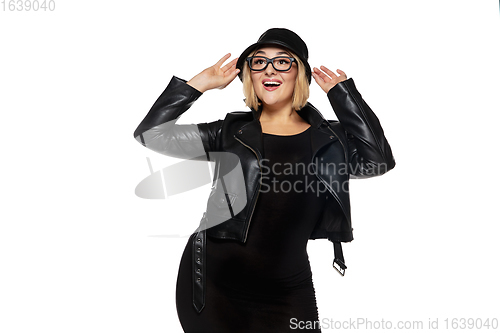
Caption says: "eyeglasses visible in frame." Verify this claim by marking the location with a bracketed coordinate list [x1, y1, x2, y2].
[246, 56, 296, 72]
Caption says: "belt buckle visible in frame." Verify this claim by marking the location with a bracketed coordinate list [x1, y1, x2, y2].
[333, 258, 346, 277]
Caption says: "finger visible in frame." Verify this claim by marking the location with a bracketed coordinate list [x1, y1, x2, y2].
[320, 66, 338, 78]
[313, 67, 331, 82]
[220, 67, 240, 88]
[337, 69, 347, 77]
[223, 64, 238, 77]
[229, 67, 240, 80]
[221, 58, 238, 73]
[215, 53, 232, 68]
[314, 66, 331, 79]
[312, 72, 326, 86]
[312, 72, 329, 93]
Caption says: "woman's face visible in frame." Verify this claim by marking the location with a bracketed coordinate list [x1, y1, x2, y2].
[250, 46, 298, 110]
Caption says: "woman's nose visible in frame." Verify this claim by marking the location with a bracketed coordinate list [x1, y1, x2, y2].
[264, 62, 276, 75]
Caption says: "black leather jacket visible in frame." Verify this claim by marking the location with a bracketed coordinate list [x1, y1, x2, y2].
[134, 75, 395, 271]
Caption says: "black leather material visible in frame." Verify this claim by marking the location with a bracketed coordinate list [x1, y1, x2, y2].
[134, 75, 396, 266]
[192, 215, 206, 313]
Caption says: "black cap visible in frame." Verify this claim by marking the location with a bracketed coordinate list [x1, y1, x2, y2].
[236, 28, 312, 84]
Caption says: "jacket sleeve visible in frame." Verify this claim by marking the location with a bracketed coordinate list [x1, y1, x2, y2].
[133, 76, 223, 161]
[327, 78, 395, 178]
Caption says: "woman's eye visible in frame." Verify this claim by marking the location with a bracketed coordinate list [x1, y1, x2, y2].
[278, 59, 290, 64]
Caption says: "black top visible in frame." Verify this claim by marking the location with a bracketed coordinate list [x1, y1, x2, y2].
[208, 126, 329, 291]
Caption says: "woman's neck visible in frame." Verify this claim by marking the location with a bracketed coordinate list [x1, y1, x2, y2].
[259, 102, 299, 124]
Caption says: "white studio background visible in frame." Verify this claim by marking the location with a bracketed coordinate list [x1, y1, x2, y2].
[1, 1, 499, 332]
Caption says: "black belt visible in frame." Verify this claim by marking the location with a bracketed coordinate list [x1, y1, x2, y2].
[192, 215, 206, 313]
[333, 241, 347, 276]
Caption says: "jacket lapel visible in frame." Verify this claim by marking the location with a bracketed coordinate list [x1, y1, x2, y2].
[234, 118, 264, 160]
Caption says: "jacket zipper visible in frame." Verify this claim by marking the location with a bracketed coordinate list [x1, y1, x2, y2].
[234, 135, 262, 243]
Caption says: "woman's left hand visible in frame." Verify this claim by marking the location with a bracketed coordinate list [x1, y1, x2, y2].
[312, 66, 348, 93]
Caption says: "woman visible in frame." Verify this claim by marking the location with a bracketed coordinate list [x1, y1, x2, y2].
[134, 28, 395, 332]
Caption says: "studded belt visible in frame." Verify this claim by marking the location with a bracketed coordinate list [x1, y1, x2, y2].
[192, 214, 207, 313]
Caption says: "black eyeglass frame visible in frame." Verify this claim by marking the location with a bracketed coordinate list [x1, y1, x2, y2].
[245, 56, 296, 72]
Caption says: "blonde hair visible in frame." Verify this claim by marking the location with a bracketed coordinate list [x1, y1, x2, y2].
[242, 49, 309, 112]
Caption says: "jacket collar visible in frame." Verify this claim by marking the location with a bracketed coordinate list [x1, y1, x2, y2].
[235, 102, 337, 160]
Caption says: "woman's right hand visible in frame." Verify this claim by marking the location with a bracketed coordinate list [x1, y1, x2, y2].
[186, 53, 240, 93]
